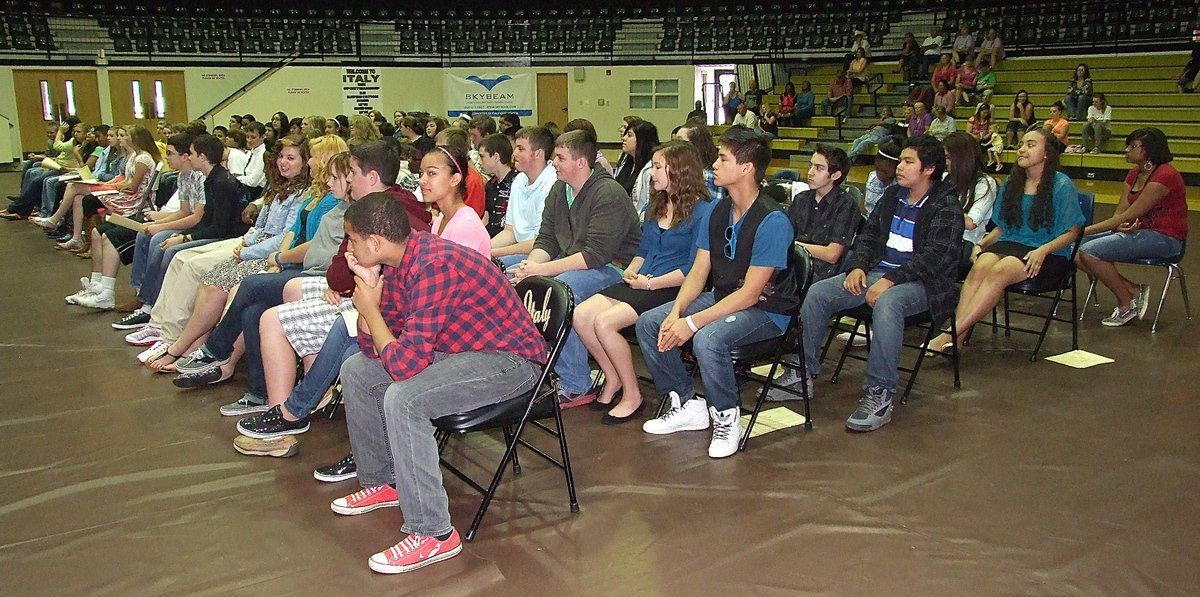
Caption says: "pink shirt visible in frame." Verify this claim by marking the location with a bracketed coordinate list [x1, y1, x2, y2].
[431, 205, 492, 257]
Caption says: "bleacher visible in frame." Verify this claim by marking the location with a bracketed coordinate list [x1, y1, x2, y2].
[719, 52, 1200, 206]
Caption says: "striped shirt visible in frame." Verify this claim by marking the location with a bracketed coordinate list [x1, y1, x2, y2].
[880, 188, 929, 269]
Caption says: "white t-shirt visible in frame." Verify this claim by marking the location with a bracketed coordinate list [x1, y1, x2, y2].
[505, 162, 558, 242]
[922, 34, 944, 56]
[1087, 105, 1112, 122]
[227, 148, 249, 177]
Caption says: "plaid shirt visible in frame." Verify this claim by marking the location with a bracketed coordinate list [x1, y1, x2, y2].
[358, 231, 547, 381]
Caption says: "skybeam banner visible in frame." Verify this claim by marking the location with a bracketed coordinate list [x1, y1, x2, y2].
[445, 71, 533, 117]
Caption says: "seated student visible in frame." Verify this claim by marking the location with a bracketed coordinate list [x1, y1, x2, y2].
[508, 130, 641, 408]
[564, 118, 614, 176]
[769, 145, 863, 398]
[800, 135, 965, 432]
[490, 126, 557, 265]
[3, 119, 84, 220]
[622, 120, 661, 214]
[847, 106, 898, 161]
[118, 134, 245, 316]
[479, 134, 517, 237]
[325, 194, 545, 574]
[1077, 127, 1187, 326]
[674, 123, 727, 204]
[863, 139, 901, 215]
[636, 126, 796, 458]
[237, 122, 268, 199]
[928, 129, 1084, 353]
[943, 132, 999, 247]
[169, 140, 411, 404]
[110, 134, 207, 322]
[572, 140, 714, 423]
[1081, 93, 1112, 154]
[433, 127, 486, 218]
[1043, 101, 1070, 146]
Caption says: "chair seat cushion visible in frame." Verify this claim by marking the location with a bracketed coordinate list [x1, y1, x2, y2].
[839, 304, 935, 327]
[730, 331, 789, 362]
[433, 387, 554, 433]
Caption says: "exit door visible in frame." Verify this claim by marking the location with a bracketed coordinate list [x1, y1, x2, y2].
[12, 70, 102, 153]
[108, 70, 188, 133]
[536, 73, 568, 130]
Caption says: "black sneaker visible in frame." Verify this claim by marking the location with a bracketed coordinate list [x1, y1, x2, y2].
[314, 452, 356, 482]
[237, 405, 310, 439]
[112, 311, 151, 330]
[172, 367, 225, 388]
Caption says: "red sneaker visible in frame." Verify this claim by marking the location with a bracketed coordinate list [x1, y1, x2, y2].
[330, 485, 398, 516]
[368, 529, 463, 574]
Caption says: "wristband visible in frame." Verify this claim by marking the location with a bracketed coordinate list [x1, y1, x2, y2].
[685, 316, 699, 333]
[273, 252, 282, 266]
[646, 277, 653, 290]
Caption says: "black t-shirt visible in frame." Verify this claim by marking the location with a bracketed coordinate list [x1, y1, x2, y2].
[484, 169, 518, 237]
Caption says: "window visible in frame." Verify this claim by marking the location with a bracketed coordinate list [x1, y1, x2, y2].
[64, 80, 77, 117]
[153, 80, 166, 118]
[629, 79, 680, 110]
[39, 80, 52, 120]
[131, 80, 144, 119]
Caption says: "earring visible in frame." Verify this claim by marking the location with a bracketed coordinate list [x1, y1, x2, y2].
[1142, 161, 1154, 172]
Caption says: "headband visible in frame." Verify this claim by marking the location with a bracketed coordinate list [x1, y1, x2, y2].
[877, 147, 900, 163]
[437, 146, 464, 175]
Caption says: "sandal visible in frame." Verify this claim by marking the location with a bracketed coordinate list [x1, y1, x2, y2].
[147, 351, 181, 373]
[56, 238, 83, 251]
[31, 216, 60, 229]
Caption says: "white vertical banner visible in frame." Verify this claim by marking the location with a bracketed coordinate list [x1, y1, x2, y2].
[444, 71, 533, 117]
[342, 68, 381, 115]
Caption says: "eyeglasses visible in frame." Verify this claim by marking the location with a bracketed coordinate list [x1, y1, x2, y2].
[723, 225, 735, 259]
[1126, 143, 1144, 149]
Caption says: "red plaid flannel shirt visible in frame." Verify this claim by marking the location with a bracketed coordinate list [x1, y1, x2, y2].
[358, 231, 547, 381]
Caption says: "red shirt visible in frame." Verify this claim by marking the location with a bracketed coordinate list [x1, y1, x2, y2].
[466, 169, 486, 218]
[329, 185, 431, 296]
[1126, 164, 1188, 241]
[358, 231, 547, 381]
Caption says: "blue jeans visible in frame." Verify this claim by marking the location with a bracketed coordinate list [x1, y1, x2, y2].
[1065, 93, 1092, 120]
[498, 254, 527, 269]
[1080, 230, 1183, 263]
[553, 266, 624, 394]
[205, 270, 308, 396]
[848, 129, 888, 161]
[801, 269, 930, 392]
[341, 350, 540, 536]
[10, 168, 56, 216]
[40, 175, 68, 216]
[137, 237, 216, 306]
[283, 316, 360, 416]
[131, 228, 185, 291]
[635, 292, 785, 412]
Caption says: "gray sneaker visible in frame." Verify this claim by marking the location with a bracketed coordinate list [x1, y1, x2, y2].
[219, 393, 269, 417]
[1101, 304, 1138, 327]
[765, 366, 815, 402]
[1136, 284, 1151, 320]
[846, 386, 893, 432]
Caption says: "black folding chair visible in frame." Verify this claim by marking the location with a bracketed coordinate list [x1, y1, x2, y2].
[730, 245, 815, 449]
[431, 276, 578, 542]
[1082, 239, 1191, 333]
[987, 190, 1094, 361]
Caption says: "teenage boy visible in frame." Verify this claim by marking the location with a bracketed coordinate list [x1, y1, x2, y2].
[490, 126, 557, 265]
[508, 130, 641, 407]
[332, 193, 545, 574]
[767, 144, 862, 399]
[237, 122, 268, 198]
[635, 126, 796, 458]
[480, 133, 517, 237]
[799, 135, 964, 432]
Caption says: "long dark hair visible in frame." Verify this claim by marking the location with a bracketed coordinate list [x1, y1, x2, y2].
[943, 132, 988, 212]
[1000, 128, 1062, 231]
[628, 120, 660, 173]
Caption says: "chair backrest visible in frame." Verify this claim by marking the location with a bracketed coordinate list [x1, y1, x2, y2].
[514, 275, 574, 349]
[792, 244, 815, 304]
[1076, 189, 1095, 227]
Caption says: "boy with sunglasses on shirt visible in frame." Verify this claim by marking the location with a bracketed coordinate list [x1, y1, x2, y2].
[635, 126, 796, 459]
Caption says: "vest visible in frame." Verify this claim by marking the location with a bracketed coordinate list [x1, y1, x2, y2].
[708, 195, 799, 315]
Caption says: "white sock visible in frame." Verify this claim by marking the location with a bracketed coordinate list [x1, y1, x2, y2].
[100, 276, 117, 291]
[90, 272, 103, 285]
[138, 304, 152, 314]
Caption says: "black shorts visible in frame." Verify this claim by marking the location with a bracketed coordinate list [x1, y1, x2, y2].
[982, 241, 1070, 281]
[96, 216, 144, 265]
[597, 282, 678, 315]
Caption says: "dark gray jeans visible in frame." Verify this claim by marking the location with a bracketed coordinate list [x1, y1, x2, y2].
[341, 350, 541, 537]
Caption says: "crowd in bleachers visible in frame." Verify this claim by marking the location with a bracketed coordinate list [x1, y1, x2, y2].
[1, 34, 1195, 573]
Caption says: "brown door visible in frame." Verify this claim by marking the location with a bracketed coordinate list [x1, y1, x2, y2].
[536, 73, 569, 130]
[107, 70, 188, 133]
[12, 70, 102, 153]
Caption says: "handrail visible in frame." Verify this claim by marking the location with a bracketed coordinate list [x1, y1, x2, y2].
[865, 72, 885, 114]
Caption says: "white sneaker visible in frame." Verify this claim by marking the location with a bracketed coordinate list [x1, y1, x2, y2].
[137, 340, 169, 363]
[125, 325, 162, 346]
[708, 406, 741, 459]
[65, 288, 94, 304]
[65, 278, 101, 304]
[642, 392, 709, 435]
[77, 289, 115, 310]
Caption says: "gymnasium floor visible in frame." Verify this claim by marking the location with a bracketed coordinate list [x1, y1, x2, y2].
[2, 170, 1198, 596]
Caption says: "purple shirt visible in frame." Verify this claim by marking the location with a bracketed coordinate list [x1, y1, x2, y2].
[909, 112, 934, 136]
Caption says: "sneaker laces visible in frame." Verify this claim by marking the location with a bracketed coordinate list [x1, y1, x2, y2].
[348, 485, 387, 504]
[861, 387, 891, 413]
[387, 535, 428, 560]
[711, 417, 735, 441]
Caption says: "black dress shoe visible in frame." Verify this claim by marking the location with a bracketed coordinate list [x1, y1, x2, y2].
[600, 400, 646, 426]
[589, 388, 623, 411]
[314, 452, 356, 482]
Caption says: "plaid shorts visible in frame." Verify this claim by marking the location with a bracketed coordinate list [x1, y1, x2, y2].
[278, 277, 351, 356]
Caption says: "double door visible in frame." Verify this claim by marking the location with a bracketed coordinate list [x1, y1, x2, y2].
[12, 70, 101, 152]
